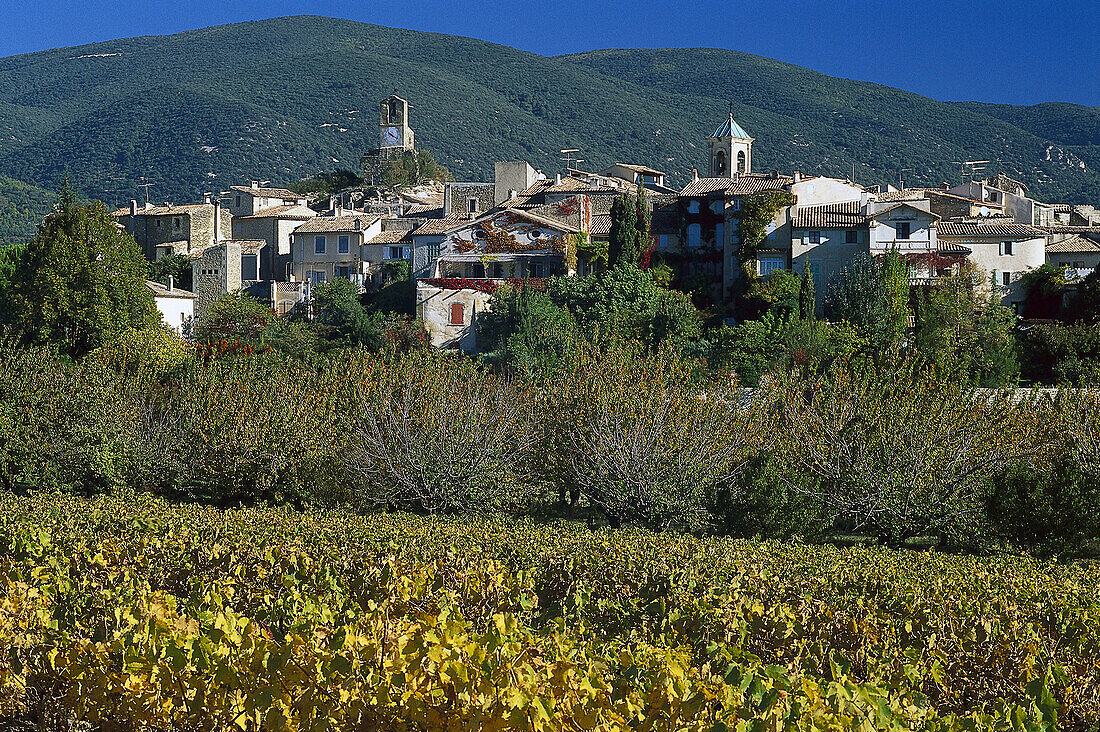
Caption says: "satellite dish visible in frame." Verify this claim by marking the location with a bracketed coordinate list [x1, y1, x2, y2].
[980, 206, 990, 217]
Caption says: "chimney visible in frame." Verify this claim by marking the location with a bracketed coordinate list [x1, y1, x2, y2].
[213, 200, 221, 244]
[203, 192, 212, 204]
[793, 171, 802, 184]
[555, 173, 562, 186]
[167, 274, 174, 292]
[509, 189, 517, 200]
[129, 199, 138, 216]
[354, 217, 362, 231]
[692, 169, 699, 183]
[250, 180, 259, 188]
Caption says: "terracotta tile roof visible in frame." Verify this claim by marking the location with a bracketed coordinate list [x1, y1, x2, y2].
[937, 221, 1047, 238]
[367, 230, 413, 245]
[792, 201, 867, 229]
[236, 204, 316, 220]
[402, 203, 444, 217]
[875, 189, 994, 205]
[112, 203, 209, 217]
[230, 185, 303, 199]
[679, 174, 792, 197]
[609, 163, 665, 176]
[590, 214, 612, 236]
[293, 215, 381, 234]
[145, 280, 195, 299]
[1041, 225, 1100, 234]
[187, 239, 266, 259]
[1046, 235, 1100, 254]
[937, 240, 972, 255]
[411, 215, 472, 236]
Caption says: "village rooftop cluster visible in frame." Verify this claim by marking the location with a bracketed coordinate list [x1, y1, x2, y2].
[114, 94, 1100, 349]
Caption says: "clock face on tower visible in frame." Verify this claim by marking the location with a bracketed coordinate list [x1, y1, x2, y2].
[383, 126, 401, 146]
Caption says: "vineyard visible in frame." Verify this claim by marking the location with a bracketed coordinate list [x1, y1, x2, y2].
[0, 492, 1095, 731]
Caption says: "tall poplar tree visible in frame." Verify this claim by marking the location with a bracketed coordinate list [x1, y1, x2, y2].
[799, 266, 816, 320]
[608, 192, 638, 269]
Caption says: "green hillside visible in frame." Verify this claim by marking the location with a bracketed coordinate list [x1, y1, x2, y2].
[0, 174, 53, 246]
[0, 15, 1096, 234]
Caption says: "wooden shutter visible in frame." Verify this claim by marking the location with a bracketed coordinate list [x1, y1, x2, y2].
[449, 303, 465, 326]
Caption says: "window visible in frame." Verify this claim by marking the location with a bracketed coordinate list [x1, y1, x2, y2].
[710, 200, 723, 214]
[241, 254, 258, 281]
[471, 263, 485, 278]
[173, 217, 181, 229]
[736, 150, 746, 173]
[388, 246, 405, 260]
[308, 270, 325, 285]
[687, 223, 701, 247]
[234, 222, 242, 234]
[1002, 271, 1012, 286]
[845, 229, 858, 244]
[760, 257, 785, 276]
[657, 234, 669, 249]
[490, 262, 503, 278]
[235, 194, 241, 208]
[1000, 240, 1014, 256]
[468, 198, 479, 214]
[687, 201, 700, 214]
[155, 220, 161, 228]
[426, 240, 441, 260]
[335, 265, 350, 279]
[732, 199, 741, 211]
[449, 303, 465, 326]
[896, 222, 911, 240]
[715, 223, 724, 247]
[314, 236, 326, 255]
[338, 235, 350, 254]
[808, 231, 821, 244]
[528, 262, 543, 278]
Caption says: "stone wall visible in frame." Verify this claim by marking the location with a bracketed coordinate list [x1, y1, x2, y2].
[444, 183, 495, 217]
[192, 241, 242, 322]
[416, 284, 492, 352]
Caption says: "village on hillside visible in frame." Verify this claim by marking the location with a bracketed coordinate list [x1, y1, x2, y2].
[113, 93, 1100, 349]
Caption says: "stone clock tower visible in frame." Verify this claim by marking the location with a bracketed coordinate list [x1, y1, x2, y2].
[380, 94, 415, 151]
[707, 105, 753, 178]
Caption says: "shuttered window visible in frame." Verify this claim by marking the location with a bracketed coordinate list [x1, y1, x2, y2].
[449, 303, 465, 326]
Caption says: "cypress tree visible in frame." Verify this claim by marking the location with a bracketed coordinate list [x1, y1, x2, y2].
[799, 265, 816, 319]
[608, 192, 638, 268]
[635, 180, 651, 253]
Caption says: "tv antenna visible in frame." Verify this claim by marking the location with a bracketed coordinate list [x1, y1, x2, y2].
[137, 176, 154, 205]
[954, 160, 990, 183]
[560, 148, 581, 171]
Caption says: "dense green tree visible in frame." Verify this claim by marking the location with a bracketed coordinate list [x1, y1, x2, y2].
[1019, 264, 1068, 320]
[824, 254, 889, 347]
[9, 187, 157, 358]
[1069, 266, 1100, 323]
[311, 277, 385, 348]
[911, 264, 1018, 386]
[1017, 321, 1100, 385]
[148, 253, 193, 292]
[798, 266, 815, 320]
[378, 149, 453, 188]
[634, 181, 651, 251]
[607, 193, 639, 269]
[0, 243, 26, 326]
[194, 292, 275, 346]
[880, 249, 910, 347]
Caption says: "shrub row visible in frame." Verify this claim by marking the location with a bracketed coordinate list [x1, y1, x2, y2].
[1, 342, 1098, 555]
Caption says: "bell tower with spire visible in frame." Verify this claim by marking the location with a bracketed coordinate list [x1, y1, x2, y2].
[707, 103, 754, 178]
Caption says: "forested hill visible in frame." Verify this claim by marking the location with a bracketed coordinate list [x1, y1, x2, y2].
[0, 15, 1096, 245]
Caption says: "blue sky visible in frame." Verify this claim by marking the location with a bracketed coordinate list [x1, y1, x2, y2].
[2, 0, 1097, 106]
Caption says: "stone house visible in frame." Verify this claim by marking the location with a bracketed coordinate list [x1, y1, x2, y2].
[145, 277, 194, 336]
[289, 215, 385, 287]
[227, 183, 310, 219]
[937, 219, 1048, 310]
[1045, 234, 1100, 279]
[231, 203, 315, 282]
[114, 197, 231, 262]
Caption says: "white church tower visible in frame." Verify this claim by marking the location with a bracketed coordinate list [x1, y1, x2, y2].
[707, 104, 754, 178]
